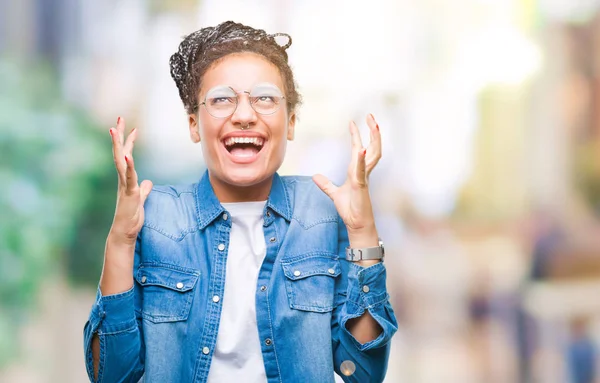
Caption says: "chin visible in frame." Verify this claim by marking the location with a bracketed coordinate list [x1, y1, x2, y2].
[221, 168, 274, 188]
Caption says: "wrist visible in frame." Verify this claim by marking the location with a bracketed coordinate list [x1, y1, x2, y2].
[346, 225, 383, 266]
[355, 259, 381, 267]
[347, 225, 379, 248]
[107, 229, 137, 249]
[104, 234, 136, 269]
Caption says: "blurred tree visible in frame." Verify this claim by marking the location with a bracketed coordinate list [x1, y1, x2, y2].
[0, 58, 115, 367]
[149, 0, 198, 14]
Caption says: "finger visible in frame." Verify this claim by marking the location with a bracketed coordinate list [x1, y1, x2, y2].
[349, 120, 363, 149]
[365, 113, 382, 175]
[110, 127, 127, 185]
[140, 180, 153, 204]
[115, 116, 125, 143]
[346, 121, 362, 180]
[122, 128, 138, 158]
[312, 174, 338, 200]
[124, 155, 139, 195]
[355, 148, 367, 187]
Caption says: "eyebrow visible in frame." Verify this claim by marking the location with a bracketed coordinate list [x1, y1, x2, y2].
[205, 83, 282, 94]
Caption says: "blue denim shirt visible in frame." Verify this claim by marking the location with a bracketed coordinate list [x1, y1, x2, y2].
[83, 172, 398, 382]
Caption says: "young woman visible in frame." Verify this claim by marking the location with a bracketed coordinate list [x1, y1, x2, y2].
[84, 21, 397, 383]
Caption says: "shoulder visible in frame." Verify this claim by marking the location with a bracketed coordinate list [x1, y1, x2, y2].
[280, 175, 339, 228]
[142, 183, 198, 240]
[145, 183, 196, 208]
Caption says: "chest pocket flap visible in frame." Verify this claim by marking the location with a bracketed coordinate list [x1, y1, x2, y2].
[135, 264, 200, 322]
[281, 255, 341, 312]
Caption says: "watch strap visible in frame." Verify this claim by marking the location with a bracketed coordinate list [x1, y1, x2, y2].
[345, 240, 385, 262]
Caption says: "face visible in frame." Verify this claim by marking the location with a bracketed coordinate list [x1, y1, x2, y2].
[188, 52, 296, 201]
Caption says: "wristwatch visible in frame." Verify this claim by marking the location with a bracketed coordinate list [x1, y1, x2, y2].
[345, 239, 385, 262]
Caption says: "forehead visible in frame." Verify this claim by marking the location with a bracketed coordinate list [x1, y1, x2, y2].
[200, 52, 285, 96]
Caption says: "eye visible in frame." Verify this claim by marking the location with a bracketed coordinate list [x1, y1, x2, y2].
[251, 94, 282, 106]
[254, 95, 276, 103]
[209, 96, 236, 105]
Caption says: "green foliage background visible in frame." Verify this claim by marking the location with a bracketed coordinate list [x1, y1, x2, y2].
[0, 58, 115, 366]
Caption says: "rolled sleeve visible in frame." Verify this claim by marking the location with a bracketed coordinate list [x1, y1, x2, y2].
[88, 287, 137, 335]
[83, 286, 142, 382]
[339, 262, 398, 352]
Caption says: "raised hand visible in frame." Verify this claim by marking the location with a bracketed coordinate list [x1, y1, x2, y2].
[100, 117, 153, 295]
[313, 114, 381, 246]
[108, 117, 153, 246]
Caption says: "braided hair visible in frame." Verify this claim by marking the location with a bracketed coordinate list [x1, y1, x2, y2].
[169, 21, 301, 115]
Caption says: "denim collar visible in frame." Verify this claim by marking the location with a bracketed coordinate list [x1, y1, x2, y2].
[194, 170, 292, 229]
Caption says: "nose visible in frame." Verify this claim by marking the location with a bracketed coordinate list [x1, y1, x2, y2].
[230, 92, 258, 129]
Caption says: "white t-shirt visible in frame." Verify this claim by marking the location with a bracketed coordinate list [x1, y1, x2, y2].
[207, 201, 268, 383]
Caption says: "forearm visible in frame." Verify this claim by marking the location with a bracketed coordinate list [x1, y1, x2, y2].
[92, 336, 100, 381]
[99, 233, 135, 296]
[346, 310, 383, 344]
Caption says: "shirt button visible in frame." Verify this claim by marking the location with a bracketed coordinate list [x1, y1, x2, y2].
[176, 282, 184, 289]
[218, 243, 225, 251]
[269, 237, 276, 242]
[293, 270, 301, 277]
[260, 285, 267, 292]
[362, 285, 370, 293]
[340, 360, 356, 376]
[265, 338, 273, 346]
[328, 268, 335, 275]
[212, 295, 220, 303]
[202, 347, 210, 355]
[222, 213, 228, 221]
[266, 211, 271, 217]
[140, 276, 147, 283]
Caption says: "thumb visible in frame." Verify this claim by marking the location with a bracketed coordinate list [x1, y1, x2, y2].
[140, 180, 153, 204]
[312, 174, 338, 200]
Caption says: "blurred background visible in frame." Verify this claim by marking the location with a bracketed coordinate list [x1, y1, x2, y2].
[2, 0, 600, 382]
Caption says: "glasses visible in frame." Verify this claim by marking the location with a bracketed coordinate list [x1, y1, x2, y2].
[198, 83, 286, 118]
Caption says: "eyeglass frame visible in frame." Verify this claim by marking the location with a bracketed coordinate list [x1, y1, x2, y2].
[196, 83, 286, 118]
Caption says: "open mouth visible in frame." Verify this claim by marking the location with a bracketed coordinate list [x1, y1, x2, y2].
[223, 136, 265, 158]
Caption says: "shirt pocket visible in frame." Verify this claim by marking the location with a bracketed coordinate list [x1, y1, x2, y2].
[135, 263, 200, 323]
[281, 254, 341, 312]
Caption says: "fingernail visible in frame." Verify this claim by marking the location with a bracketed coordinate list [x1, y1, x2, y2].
[125, 155, 129, 163]
[117, 116, 121, 125]
[370, 114, 379, 130]
[109, 128, 113, 136]
[362, 149, 367, 156]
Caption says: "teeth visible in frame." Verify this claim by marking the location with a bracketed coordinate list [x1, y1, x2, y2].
[224, 137, 264, 147]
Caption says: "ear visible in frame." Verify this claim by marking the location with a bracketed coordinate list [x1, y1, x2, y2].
[287, 113, 296, 141]
[188, 114, 201, 143]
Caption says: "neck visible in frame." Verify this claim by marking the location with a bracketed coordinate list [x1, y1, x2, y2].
[209, 173, 273, 203]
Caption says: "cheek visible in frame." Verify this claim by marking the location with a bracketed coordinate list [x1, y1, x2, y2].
[273, 136, 288, 158]
[197, 122, 223, 159]
[269, 113, 290, 137]
[198, 117, 221, 140]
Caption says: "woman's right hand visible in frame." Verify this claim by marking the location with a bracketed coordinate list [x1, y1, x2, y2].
[101, 117, 153, 296]
[109, 117, 153, 247]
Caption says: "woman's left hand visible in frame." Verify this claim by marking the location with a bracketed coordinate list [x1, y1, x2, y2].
[313, 114, 381, 246]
